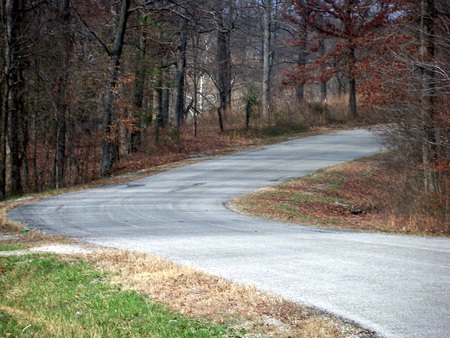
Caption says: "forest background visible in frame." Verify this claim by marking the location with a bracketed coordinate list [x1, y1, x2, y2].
[1, 0, 449, 229]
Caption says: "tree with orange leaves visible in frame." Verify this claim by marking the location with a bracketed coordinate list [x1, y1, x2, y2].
[359, 0, 449, 221]
[284, 0, 403, 117]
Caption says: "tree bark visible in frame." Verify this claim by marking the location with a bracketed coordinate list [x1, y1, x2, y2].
[262, 0, 271, 119]
[419, 0, 437, 193]
[172, 15, 188, 138]
[295, 48, 306, 102]
[192, 34, 201, 138]
[101, 0, 130, 176]
[348, 45, 357, 118]
[319, 39, 327, 103]
[216, 2, 232, 132]
[0, 80, 4, 199]
[55, 0, 71, 189]
[131, 11, 147, 152]
[3, 0, 23, 196]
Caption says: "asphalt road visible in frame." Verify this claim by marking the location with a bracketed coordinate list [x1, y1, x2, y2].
[9, 129, 450, 338]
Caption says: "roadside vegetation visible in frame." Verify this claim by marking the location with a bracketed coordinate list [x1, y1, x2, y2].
[1, 232, 373, 338]
[231, 153, 449, 237]
[1, 253, 232, 338]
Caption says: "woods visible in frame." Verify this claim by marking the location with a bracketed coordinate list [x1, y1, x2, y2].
[0, 0, 448, 225]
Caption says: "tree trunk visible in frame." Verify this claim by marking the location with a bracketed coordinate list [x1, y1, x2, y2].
[55, 0, 71, 189]
[4, 0, 23, 196]
[0, 80, 4, 199]
[216, 3, 232, 132]
[131, 11, 147, 152]
[172, 16, 188, 138]
[161, 84, 170, 126]
[101, 0, 130, 176]
[319, 39, 327, 103]
[262, 0, 271, 119]
[348, 45, 357, 118]
[192, 34, 201, 138]
[419, 0, 437, 193]
[295, 47, 306, 101]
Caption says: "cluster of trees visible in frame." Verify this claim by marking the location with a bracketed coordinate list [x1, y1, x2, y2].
[287, 0, 449, 213]
[1, 0, 290, 197]
[366, 0, 449, 218]
[1, 0, 448, 219]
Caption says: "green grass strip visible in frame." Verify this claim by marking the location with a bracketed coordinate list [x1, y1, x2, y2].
[0, 244, 24, 252]
[0, 254, 233, 338]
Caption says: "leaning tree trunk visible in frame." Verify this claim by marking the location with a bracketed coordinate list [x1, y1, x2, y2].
[101, 0, 130, 177]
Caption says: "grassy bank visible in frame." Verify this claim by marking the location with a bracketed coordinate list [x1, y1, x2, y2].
[0, 238, 373, 338]
[230, 153, 449, 236]
[1, 253, 232, 337]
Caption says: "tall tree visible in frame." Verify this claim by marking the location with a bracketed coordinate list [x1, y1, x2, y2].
[2, 0, 23, 196]
[284, 0, 309, 102]
[101, 0, 131, 176]
[130, 10, 148, 153]
[214, 0, 234, 132]
[172, 12, 188, 138]
[262, 0, 272, 119]
[418, 0, 438, 193]
[54, 0, 72, 188]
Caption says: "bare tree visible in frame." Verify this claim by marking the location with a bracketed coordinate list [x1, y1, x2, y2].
[262, 0, 272, 119]
[100, 0, 131, 176]
[172, 12, 188, 137]
[54, 0, 72, 188]
[2, 0, 23, 196]
[214, 0, 234, 132]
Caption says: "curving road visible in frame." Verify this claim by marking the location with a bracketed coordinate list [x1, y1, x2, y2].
[9, 129, 450, 338]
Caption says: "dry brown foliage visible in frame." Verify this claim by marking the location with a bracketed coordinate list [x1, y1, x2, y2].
[86, 249, 373, 337]
[231, 153, 449, 236]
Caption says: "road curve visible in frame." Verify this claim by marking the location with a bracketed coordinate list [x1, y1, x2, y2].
[9, 129, 450, 338]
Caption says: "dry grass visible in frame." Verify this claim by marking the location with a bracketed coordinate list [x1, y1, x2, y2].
[231, 153, 449, 236]
[0, 199, 70, 245]
[83, 249, 372, 337]
[1, 221, 374, 337]
[269, 94, 371, 129]
[1, 177, 374, 337]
